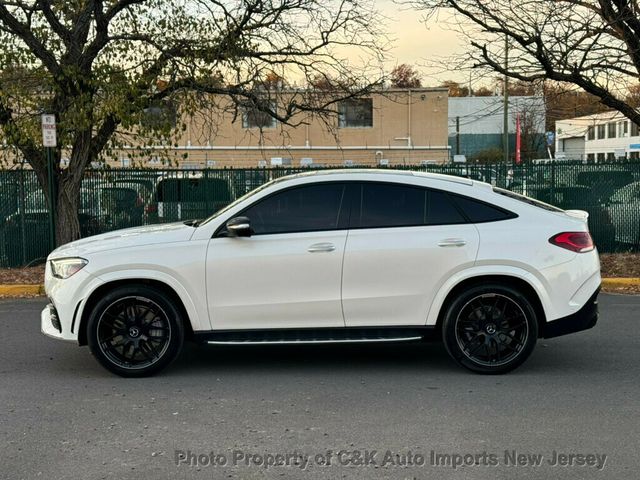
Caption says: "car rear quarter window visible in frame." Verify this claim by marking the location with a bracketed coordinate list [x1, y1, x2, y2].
[243, 183, 346, 234]
[450, 195, 515, 223]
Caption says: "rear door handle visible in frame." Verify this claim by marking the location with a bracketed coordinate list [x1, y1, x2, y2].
[308, 242, 336, 253]
[438, 238, 467, 247]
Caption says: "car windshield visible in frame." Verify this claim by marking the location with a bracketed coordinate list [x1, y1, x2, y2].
[198, 179, 277, 226]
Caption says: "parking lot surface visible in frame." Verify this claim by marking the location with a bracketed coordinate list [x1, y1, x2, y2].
[1, 294, 638, 480]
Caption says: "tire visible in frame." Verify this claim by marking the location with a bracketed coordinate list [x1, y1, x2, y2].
[87, 284, 185, 377]
[442, 283, 538, 374]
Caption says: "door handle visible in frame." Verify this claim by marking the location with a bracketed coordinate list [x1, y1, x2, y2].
[438, 238, 467, 247]
[307, 242, 336, 253]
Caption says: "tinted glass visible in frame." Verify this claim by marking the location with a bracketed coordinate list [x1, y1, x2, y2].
[157, 178, 231, 202]
[243, 183, 345, 234]
[452, 195, 513, 222]
[357, 183, 425, 228]
[426, 190, 466, 225]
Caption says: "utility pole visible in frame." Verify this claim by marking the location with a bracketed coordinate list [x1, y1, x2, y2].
[456, 116, 460, 155]
[503, 35, 509, 165]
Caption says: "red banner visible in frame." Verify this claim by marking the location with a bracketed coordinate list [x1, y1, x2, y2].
[515, 113, 521, 165]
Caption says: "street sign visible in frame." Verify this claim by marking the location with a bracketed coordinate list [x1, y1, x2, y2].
[41, 114, 57, 147]
[545, 131, 555, 146]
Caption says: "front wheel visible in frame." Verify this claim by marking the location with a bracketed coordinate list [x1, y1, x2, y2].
[87, 285, 185, 377]
[442, 284, 538, 374]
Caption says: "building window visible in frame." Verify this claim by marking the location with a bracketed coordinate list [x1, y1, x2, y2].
[597, 125, 606, 139]
[596, 152, 605, 162]
[587, 126, 595, 140]
[586, 153, 595, 163]
[242, 104, 277, 129]
[631, 122, 640, 137]
[607, 122, 616, 138]
[621, 121, 629, 136]
[338, 98, 373, 128]
[606, 152, 615, 161]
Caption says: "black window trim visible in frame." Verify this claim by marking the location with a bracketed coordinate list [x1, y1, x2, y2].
[213, 179, 518, 237]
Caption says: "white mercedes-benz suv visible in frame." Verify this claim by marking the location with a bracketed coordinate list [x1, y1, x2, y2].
[41, 170, 601, 376]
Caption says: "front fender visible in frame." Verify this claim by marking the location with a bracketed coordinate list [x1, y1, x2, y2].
[78, 268, 209, 334]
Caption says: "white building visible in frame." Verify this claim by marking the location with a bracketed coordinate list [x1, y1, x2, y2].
[448, 96, 546, 158]
[555, 111, 640, 162]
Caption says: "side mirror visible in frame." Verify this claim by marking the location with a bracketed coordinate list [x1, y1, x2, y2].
[226, 216, 252, 237]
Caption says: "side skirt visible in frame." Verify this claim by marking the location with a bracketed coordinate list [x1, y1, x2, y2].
[192, 326, 437, 345]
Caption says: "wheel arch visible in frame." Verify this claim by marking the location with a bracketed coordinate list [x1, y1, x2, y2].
[77, 278, 195, 346]
[429, 272, 548, 335]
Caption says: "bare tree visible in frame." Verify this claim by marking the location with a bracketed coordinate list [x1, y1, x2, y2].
[406, 0, 640, 126]
[0, 0, 386, 245]
[439, 80, 469, 96]
[390, 64, 422, 88]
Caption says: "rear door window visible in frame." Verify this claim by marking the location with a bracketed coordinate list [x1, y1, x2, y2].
[426, 190, 467, 225]
[355, 183, 426, 228]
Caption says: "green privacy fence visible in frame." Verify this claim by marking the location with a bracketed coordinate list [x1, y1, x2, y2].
[1, 162, 639, 267]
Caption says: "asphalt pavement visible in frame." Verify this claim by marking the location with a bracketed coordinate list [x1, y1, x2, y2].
[1, 294, 639, 480]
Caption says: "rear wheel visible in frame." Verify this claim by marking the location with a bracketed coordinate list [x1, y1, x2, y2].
[442, 283, 538, 374]
[87, 285, 185, 377]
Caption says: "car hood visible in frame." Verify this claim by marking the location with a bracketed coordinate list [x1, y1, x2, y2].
[49, 222, 196, 258]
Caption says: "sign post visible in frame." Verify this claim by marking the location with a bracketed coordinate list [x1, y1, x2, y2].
[41, 114, 57, 250]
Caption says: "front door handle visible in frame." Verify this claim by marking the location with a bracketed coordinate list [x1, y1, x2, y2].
[438, 238, 467, 247]
[308, 242, 336, 253]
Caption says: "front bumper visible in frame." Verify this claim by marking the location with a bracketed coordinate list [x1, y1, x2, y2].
[542, 287, 600, 339]
[41, 261, 104, 342]
[41, 303, 73, 341]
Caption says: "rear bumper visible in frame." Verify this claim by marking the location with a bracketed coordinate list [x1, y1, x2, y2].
[542, 287, 600, 339]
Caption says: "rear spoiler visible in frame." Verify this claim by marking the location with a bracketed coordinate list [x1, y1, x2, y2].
[564, 209, 589, 223]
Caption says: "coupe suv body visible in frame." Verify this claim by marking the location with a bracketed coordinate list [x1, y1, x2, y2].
[41, 170, 601, 376]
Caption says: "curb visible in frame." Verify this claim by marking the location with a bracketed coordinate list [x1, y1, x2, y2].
[1, 278, 639, 297]
[0, 284, 45, 296]
[601, 277, 640, 288]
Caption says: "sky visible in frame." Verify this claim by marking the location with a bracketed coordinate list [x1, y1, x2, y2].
[376, 0, 470, 86]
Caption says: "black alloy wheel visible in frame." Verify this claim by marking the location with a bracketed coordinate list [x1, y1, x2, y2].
[87, 285, 184, 377]
[442, 284, 538, 374]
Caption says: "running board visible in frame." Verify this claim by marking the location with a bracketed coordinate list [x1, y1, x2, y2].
[193, 326, 436, 345]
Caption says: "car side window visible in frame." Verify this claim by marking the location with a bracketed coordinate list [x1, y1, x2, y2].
[352, 182, 513, 228]
[425, 190, 467, 225]
[450, 195, 515, 223]
[242, 183, 346, 235]
[356, 183, 426, 228]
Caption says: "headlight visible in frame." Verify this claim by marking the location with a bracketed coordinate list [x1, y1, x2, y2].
[50, 257, 88, 279]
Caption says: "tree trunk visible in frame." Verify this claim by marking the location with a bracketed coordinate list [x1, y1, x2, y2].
[55, 176, 82, 246]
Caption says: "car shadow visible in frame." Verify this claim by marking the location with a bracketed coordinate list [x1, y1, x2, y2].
[167, 340, 461, 377]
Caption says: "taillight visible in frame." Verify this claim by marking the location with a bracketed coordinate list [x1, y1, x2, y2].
[145, 204, 157, 214]
[549, 232, 594, 253]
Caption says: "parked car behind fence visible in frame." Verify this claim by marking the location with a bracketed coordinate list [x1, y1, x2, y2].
[1, 162, 639, 268]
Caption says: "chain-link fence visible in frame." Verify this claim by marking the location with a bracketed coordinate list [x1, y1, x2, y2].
[1, 162, 639, 267]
